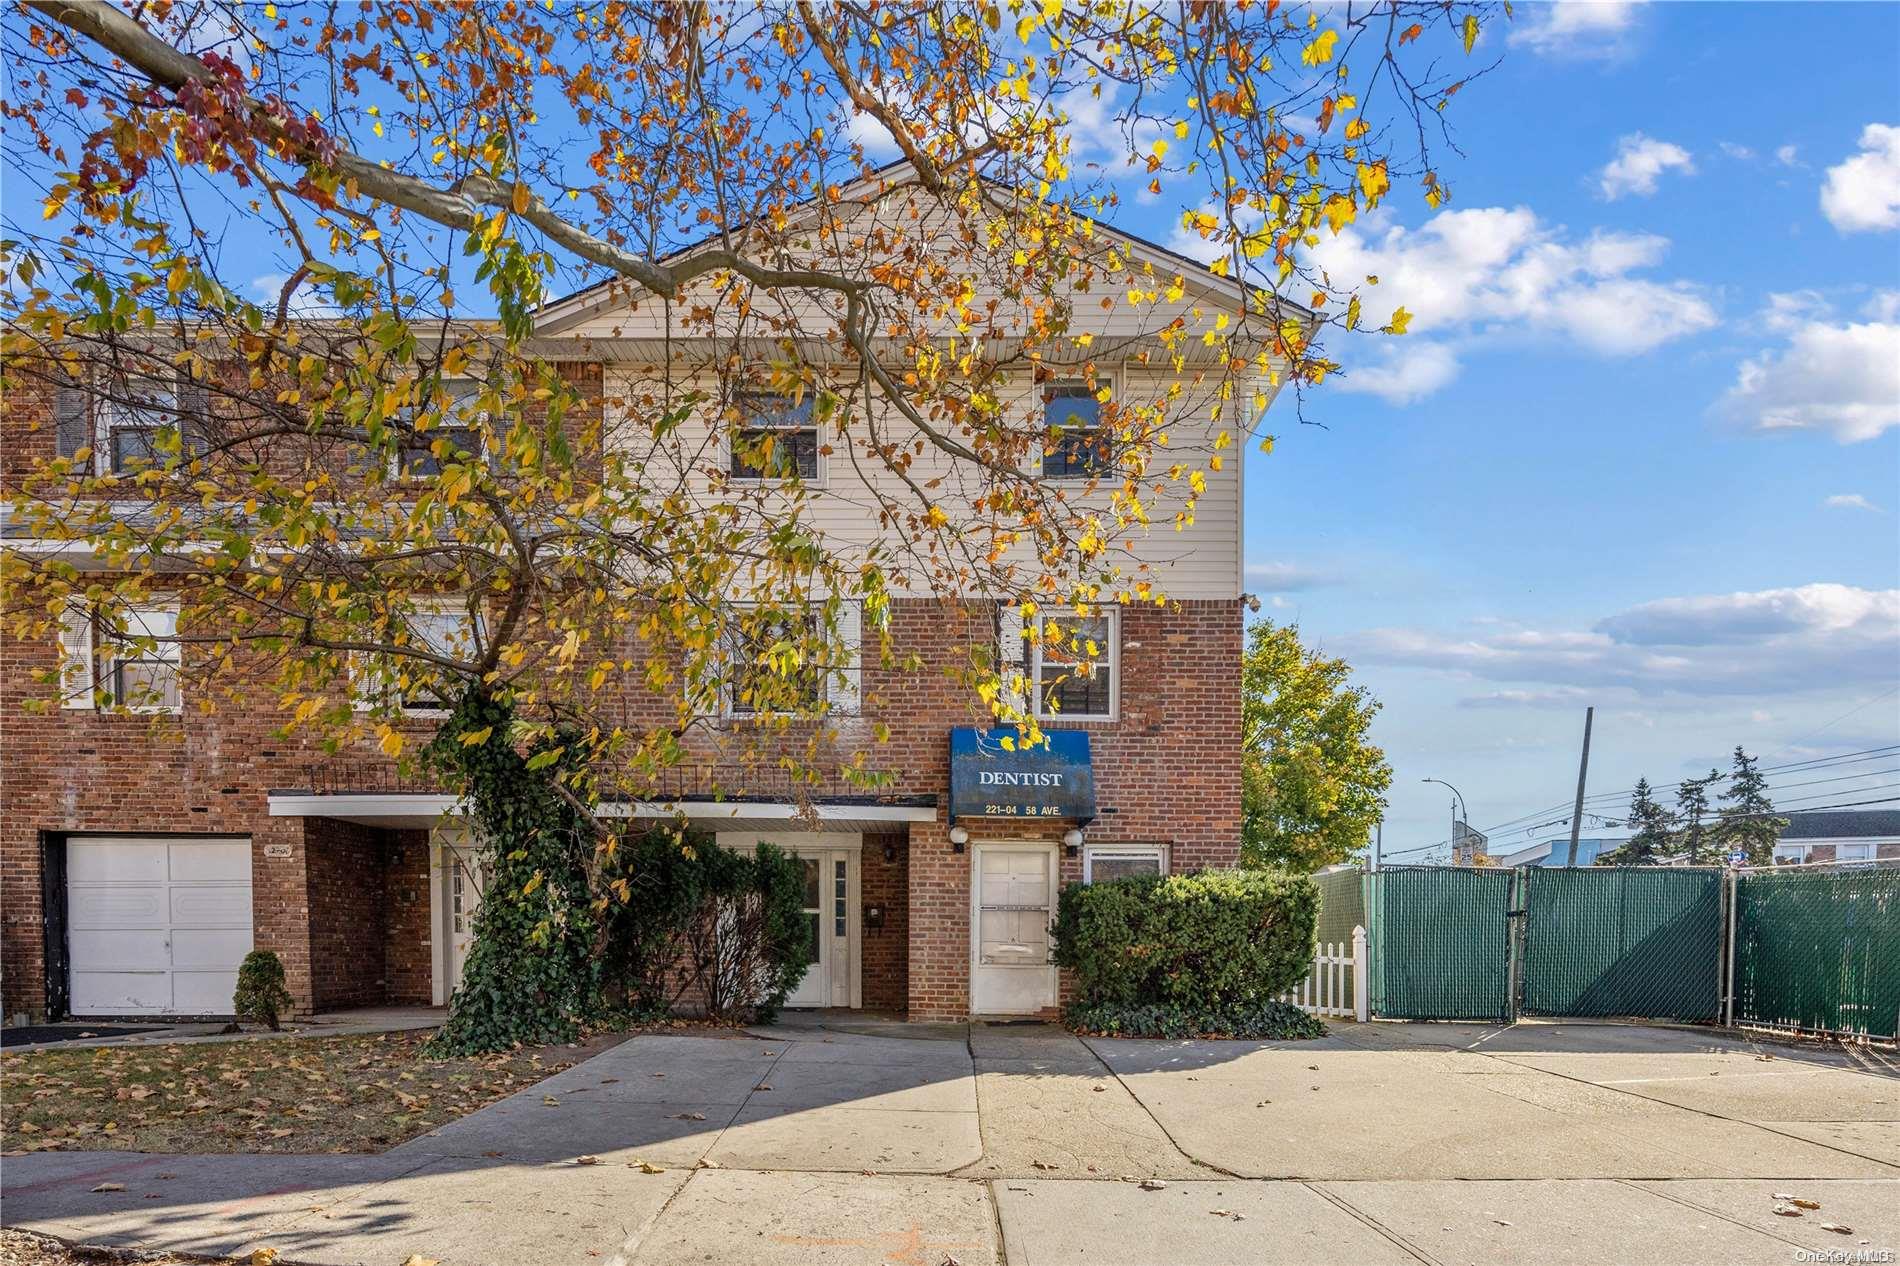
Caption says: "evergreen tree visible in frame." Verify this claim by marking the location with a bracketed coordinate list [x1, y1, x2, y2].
[1675, 769, 1720, 865]
[1712, 747, 1785, 866]
[1601, 778, 1675, 864]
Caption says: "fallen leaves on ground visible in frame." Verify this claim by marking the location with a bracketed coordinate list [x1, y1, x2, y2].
[0, 1031, 588, 1155]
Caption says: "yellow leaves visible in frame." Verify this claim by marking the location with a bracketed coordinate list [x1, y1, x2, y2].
[1320, 194, 1357, 234]
[511, 183, 531, 215]
[1384, 306, 1413, 336]
[458, 726, 494, 747]
[521, 871, 545, 897]
[1174, 120, 1190, 140]
[1151, 138, 1169, 160]
[1073, 332, 1094, 348]
[1346, 118, 1370, 141]
[1301, 29, 1338, 68]
[1356, 160, 1390, 203]
[378, 729, 404, 758]
[1462, 14, 1480, 54]
[1346, 295, 1363, 330]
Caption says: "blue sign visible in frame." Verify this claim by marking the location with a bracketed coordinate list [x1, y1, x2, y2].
[948, 727, 1096, 823]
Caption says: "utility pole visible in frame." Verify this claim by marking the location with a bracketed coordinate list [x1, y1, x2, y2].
[1565, 706, 1595, 867]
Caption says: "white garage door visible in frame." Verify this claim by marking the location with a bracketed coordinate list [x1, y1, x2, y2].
[67, 837, 254, 1016]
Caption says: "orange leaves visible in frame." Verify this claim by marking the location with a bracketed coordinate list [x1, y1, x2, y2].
[1399, 23, 1423, 45]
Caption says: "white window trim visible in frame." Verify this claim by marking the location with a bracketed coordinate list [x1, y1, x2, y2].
[96, 377, 180, 476]
[389, 379, 487, 481]
[1029, 606, 1119, 723]
[1083, 843, 1168, 883]
[353, 598, 483, 718]
[726, 391, 827, 489]
[95, 602, 183, 714]
[1039, 368, 1117, 484]
[720, 600, 861, 720]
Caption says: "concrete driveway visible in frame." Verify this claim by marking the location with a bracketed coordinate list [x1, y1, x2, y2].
[4, 1017, 1897, 1265]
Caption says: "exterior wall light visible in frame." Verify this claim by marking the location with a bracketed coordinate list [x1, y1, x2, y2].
[1063, 827, 1084, 856]
[948, 825, 970, 852]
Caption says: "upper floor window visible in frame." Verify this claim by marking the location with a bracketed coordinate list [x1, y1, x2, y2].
[1042, 381, 1111, 479]
[393, 380, 488, 479]
[397, 603, 482, 715]
[730, 393, 819, 482]
[1032, 608, 1117, 720]
[99, 377, 180, 475]
[96, 604, 183, 710]
[722, 602, 862, 718]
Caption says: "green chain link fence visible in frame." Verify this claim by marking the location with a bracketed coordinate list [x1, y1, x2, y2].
[1519, 866, 1724, 1021]
[1368, 865, 1514, 1021]
[1313, 867, 1367, 1014]
[1732, 860, 1900, 1041]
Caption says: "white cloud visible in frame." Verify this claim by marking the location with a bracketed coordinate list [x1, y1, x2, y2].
[250, 272, 340, 318]
[1244, 561, 1331, 591]
[1599, 134, 1694, 200]
[1508, 1, 1647, 56]
[1717, 300, 1900, 443]
[844, 110, 901, 162]
[1459, 687, 1593, 710]
[1718, 142, 1755, 161]
[1333, 341, 1462, 405]
[1820, 123, 1900, 233]
[1310, 205, 1717, 400]
[1345, 584, 1900, 698]
[1775, 144, 1801, 168]
[1823, 493, 1884, 513]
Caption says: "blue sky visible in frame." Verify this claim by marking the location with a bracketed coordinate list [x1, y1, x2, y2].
[1214, 1, 1900, 859]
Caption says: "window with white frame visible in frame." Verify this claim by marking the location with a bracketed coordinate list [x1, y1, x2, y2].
[722, 601, 860, 718]
[1031, 607, 1117, 720]
[395, 380, 486, 479]
[99, 604, 182, 711]
[1084, 843, 1167, 883]
[729, 392, 820, 482]
[389, 601, 483, 715]
[98, 376, 181, 475]
[1041, 379, 1112, 479]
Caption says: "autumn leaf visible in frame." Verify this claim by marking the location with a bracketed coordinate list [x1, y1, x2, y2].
[1301, 30, 1338, 67]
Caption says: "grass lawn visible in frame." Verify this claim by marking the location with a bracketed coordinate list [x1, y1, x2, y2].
[0, 1029, 616, 1155]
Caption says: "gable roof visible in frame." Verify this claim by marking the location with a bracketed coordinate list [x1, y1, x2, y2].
[533, 159, 1309, 335]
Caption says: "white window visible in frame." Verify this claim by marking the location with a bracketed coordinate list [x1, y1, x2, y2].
[98, 377, 180, 475]
[722, 602, 861, 718]
[397, 602, 482, 716]
[1041, 378, 1112, 479]
[1835, 842, 1875, 863]
[1084, 843, 1167, 883]
[1772, 844, 1808, 865]
[395, 380, 486, 479]
[99, 604, 182, 712]
[729, 392, 820, 483]
[1030, 608, 1117, 721]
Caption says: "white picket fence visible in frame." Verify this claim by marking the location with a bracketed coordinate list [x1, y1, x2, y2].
[1277, 925, 1369, 1022]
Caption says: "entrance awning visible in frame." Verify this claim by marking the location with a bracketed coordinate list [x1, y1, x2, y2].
[266, 791, 939, 833]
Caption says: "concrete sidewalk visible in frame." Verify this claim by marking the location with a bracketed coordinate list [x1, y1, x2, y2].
[4, 1018, 1896, 1264]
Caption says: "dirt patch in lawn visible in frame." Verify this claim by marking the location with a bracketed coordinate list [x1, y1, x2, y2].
[1, 1028, 629, 1155]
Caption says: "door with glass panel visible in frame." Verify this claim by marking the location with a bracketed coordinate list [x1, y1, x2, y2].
[784, 848, 853, 1007]
[971, 844, 1058, 1013]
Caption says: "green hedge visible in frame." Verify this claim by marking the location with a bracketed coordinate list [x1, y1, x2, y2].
[1052, 868, 1319, 1010]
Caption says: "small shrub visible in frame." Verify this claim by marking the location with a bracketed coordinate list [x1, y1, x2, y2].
[1053, 868, 1319, 1012]
[232, 950, 293, 1030]
[599, 828, 715, 1014]
[1065, 999, 1327, 1041]
[683, 842, 812, 1024]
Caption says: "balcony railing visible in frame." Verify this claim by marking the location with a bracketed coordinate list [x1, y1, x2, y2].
[296, 759, 927, 806]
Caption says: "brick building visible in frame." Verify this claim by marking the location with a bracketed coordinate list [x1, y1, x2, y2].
[2, 191, 1285, 1024]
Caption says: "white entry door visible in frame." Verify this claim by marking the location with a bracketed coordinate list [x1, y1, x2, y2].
[436, 838, 484, 1001]
[66, 836, 253, 1016]
[780, 844, 857, 1009]
[971, 844, 1058, 1014]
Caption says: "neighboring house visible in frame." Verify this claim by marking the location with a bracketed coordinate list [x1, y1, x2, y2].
[1, 174, 1288, 1024]
[1492, 837, 1624, 868]
[1769, 810, 1900, 865]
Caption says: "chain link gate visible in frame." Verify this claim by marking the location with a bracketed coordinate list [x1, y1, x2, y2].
[1518, 866, 1725, 1021]
[1368, 865, 1515, 1021]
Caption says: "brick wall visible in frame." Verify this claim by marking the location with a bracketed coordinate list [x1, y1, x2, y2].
[860, 834, 909, 1012]
[383, 831, 434, 1005]
[305, 818, 390, 1010]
